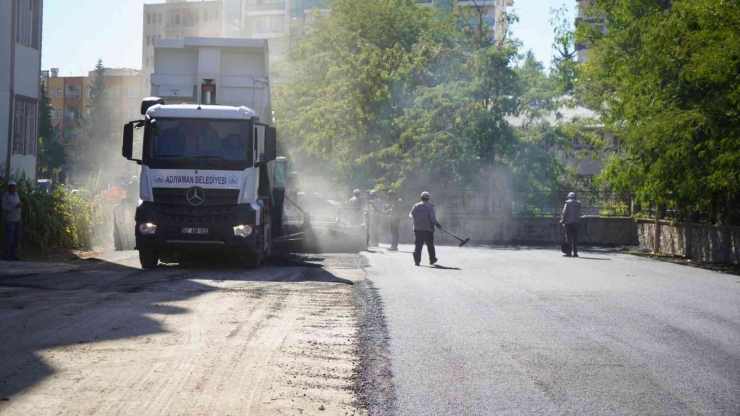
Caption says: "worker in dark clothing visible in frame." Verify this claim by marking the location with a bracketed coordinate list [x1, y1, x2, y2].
[409, 191, 441, 266]
[384, 190, 403, 251]
[367, 190, 382, 247]
[561, 191, 582, 257]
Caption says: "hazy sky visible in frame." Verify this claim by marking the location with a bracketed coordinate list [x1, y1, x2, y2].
[42, 0, 573, 76]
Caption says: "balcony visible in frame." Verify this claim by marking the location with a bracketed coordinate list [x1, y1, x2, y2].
[65, 89, 82, 100]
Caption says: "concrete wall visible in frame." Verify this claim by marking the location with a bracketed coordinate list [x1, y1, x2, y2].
[14, 44, 41, 99]
[381, 215, 639, 247]
[0, 90, 8, 172]
[0, 0, 12, 174]
[9, 154, 36, 178]
[636, 219, 740, 264]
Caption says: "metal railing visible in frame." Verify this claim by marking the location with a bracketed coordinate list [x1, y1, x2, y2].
[513, 190, 633, 217]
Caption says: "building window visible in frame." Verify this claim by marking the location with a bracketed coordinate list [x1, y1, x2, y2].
[126, 87, 138, 98]
[49, 109, 54, 119]
[126, 109, 137, 119]
[13, 100, 37, 156]
[146, 35, 150, 46]
[109, 85, 121, 99]
[158, 13, 162, 24]
[204, 9, 209, 22]
[65, 107, 76, 121]
[66, 85, 81, 99]
[147, 13, 151, 24]
[16, 0, 33, 47]
[56, 110, 62, 119]
[86, 86, 92, 98]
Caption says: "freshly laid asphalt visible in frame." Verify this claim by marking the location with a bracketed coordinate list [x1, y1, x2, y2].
[363, 245, 740, 416]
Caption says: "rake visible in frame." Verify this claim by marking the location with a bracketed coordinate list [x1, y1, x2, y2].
[438, 226, 470, 247]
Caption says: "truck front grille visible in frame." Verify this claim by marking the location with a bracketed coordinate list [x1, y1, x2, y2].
[152, 188, 240, 207]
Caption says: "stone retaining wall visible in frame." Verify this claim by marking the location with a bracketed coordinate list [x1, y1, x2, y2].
[384, 215, 638, 247]
[636, 219, 740, 264]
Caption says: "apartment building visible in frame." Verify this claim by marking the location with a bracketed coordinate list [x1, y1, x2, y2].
[141, 0, 330, 95]
[141, 0, 223, 96]
[1, 0, 43, 180]
[575, 0, 606, 63]
[43, 68, 142, 142]
[418, 0, 514, 42]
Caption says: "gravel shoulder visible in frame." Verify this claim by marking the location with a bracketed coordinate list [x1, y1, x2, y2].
[352, 279, 396, 416]
[0, 252, 369, 416]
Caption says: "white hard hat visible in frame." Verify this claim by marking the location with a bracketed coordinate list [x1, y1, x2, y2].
[421, 191, 430, 200]
[8, 181, 17, 186]
[353, 189, 360, 195]
[370, 190, 377, 196]
[567, 192, 576, 199]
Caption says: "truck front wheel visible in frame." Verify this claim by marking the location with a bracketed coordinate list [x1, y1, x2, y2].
[139, 250, 159, 270]
[243, 251, 262, 269]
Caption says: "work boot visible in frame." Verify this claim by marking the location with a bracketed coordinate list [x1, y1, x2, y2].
[430, 258, 438, 265]
[414, 262, 420, 266]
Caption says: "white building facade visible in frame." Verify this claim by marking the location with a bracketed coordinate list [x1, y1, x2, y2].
[1, 0, 43, 180]
[418, 0, 514, 42]
[575, 0, 606, 63]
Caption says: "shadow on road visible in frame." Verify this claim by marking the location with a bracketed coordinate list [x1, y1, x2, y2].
[432, 265, 462, 270]
[0, 252, 357, 403]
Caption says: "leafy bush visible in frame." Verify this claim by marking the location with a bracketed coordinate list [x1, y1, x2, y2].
[1, 176, 106, 251]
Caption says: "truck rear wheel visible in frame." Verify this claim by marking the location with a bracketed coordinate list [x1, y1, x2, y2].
[139, 250, 159, 270]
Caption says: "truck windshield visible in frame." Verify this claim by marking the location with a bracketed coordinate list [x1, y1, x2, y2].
[148, 118, 252, 162]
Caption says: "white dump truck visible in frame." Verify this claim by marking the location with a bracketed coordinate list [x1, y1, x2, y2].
[121, 37, 282, 269]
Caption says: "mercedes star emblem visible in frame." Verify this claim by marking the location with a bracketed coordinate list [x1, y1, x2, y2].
[186, 187, 205, 206]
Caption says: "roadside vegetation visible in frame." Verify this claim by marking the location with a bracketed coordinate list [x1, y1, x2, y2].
[0, 176, 107, 251]
[580, 0, 740, 224]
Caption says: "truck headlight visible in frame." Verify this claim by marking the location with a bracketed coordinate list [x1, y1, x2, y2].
[233, 224, 253, 237]
[139, 222, 157, 235]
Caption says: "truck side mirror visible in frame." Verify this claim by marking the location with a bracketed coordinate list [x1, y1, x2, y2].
[265, 126, 277, 162]
[122, 122, 134, 160]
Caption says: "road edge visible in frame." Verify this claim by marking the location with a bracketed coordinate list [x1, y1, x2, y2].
[352, 277, 396, 416]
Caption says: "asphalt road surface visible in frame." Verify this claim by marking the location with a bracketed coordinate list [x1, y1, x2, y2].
[364, 245, 740, 416]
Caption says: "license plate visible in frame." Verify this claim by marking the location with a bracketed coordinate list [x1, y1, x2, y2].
[181, 227, 209, 235]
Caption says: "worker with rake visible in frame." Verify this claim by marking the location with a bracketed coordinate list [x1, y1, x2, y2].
[409, 191, 441, 266]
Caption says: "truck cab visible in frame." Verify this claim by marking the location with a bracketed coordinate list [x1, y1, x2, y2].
[121, 38, 278, 269]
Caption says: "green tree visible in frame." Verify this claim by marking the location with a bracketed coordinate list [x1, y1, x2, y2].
[276, 0, 458, 190]
[549, 5, 577, 95]
[275, 0, 577, 201]
[579, 0, 740, 221]
[72, 59, 116, 175]
[37, 82, 66, 179]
